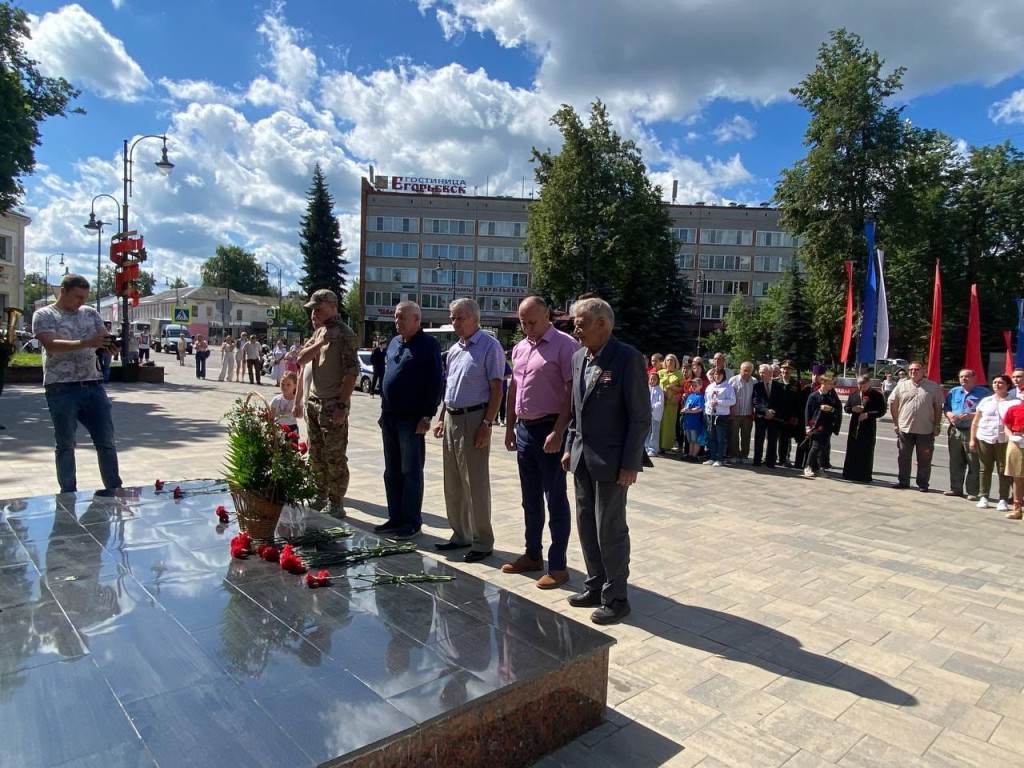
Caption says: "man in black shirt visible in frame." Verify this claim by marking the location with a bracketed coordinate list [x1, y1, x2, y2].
[369, 339, 387, 397]
[376, 301, 443, 539]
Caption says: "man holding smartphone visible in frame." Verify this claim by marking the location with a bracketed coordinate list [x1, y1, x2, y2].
[32, 274, 123, 494]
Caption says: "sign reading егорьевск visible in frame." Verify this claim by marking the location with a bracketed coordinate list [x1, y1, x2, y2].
[375, 175, 468, 195]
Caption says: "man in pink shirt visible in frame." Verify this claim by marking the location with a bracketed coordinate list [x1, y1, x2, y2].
[503, 296, 579, 588]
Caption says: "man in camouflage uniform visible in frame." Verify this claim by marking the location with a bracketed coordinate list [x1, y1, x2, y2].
[296, 289, 359, 518]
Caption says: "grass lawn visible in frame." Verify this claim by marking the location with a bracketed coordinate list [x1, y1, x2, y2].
[9, 351, 42, 366]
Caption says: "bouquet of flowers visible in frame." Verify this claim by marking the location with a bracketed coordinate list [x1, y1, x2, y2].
[222, 393, 317, 537]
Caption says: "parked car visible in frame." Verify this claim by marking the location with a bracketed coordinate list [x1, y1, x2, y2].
[155, 324, 193, 355]
[357, 349, 374, 393]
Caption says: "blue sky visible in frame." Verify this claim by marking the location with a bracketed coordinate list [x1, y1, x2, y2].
[18, 0, 1024, 293]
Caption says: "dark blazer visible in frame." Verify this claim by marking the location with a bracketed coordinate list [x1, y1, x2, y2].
[566, 336, 650, 482]
[805, 389, 843, 435]
[752, 379, 786, 418]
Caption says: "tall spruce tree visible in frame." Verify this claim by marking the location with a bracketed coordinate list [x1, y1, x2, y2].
[773, 262, 814, 371]
[527, 100, 692, 354]
[298, 164, 348, 311]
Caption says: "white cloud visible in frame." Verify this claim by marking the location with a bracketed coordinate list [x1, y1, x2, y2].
[713, 115, 756, 144]
[26, 4, 150, 102]
[990, 89, 1024, 124]
[112, 0, 125, 8]
[422, 0, 1024, 121]
[158, 78, 244, 107]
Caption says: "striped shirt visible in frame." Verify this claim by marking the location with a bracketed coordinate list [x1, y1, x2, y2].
[444, 329, 505, 408]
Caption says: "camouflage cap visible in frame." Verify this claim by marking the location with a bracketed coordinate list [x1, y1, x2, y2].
[304, 289, 338, 309]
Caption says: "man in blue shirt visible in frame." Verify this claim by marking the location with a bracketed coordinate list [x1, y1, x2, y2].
[376, 301, 443, 540]
[943, 368, 989, 499]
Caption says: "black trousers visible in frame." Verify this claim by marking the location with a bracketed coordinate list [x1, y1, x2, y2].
[753, 418, 779, 466]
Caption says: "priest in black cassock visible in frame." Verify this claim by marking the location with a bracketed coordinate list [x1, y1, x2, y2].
[842, 374, 887, 483]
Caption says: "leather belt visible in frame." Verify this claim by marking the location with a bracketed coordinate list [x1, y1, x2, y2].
[46, 380, 102, 390]
[446, 402, 486, 416]
[519, 414, 557, 426]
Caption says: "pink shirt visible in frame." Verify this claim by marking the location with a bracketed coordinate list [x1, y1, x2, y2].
[511, 324, 578, 420]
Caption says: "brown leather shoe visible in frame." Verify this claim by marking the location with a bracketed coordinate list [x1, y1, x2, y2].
[536, 570, 569, 589]
[501, 555, 544, 574]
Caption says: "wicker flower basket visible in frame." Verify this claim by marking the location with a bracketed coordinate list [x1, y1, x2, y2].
[229, 484, 285, 541]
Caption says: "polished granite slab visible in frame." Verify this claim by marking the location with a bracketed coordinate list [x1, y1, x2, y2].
[0, 483, 613, 768]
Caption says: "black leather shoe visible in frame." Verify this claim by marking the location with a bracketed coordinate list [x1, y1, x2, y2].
[567, 591, 602, 608]
[463, 550, 492, 563]
[591, 601, 631, 625]
[435, 541, 470, 551]
[374, 521, 401, 533]
[891, 483, 910, 489]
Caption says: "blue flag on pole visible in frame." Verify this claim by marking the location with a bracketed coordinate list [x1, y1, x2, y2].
[857, 221, 878, 365]
[1015, 298, 1024, 369]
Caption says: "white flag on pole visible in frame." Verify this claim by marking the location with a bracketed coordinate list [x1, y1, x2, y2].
[875, 249, 889, 361]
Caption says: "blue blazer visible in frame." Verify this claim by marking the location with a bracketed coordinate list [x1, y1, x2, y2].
[566, 336, 651, 482]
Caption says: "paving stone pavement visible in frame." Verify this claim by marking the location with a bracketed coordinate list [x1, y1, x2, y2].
[2, 360, 1024, 767]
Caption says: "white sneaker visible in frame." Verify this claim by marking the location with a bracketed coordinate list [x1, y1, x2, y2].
[803, 466, 815, 478]
[996, 499, 1009, 512]
[977, 496, 990, 509]
[712, 461, 722, 467]
[703, 460, 714, 465]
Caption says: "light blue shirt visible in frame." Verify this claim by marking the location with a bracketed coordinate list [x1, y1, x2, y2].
[444, 329, 505, 408]
[943, 384, 989, 428]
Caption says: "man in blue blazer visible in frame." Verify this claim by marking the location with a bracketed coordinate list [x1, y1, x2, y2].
[561, 297, 650, 624]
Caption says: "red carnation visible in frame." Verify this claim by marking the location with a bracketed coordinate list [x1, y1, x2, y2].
[257, 544, 280, 563]
[230, 534, 251, 558]
[154, 479, 164, 491]
[215, 505, 231, 524]
[298, 442, 308, 455]
[172, 486, 183, 499]
[279, 544, 306, 574]
[304, 569, 330, 588]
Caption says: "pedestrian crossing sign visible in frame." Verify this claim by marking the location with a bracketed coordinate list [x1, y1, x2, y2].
[172, 306, 191, 323]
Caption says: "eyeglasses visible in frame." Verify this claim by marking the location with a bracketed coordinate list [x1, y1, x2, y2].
[909, 368, 922, 372]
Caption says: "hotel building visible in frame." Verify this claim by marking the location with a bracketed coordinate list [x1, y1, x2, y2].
[358, 176, 798, 345]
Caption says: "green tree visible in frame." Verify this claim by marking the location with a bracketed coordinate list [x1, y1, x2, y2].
[342, 278, 361, 330]
[298, 163, 348, 314]
[0, 2, 82, 214]
[526, 100, 692, 353]
[272, 299, 309, 337]
[772, 262, 814, 371]
[92, 268, 156, 303]
[775, 29, 918, 360]
[201, 245, 273, 295]
[721, 295, 772, 363]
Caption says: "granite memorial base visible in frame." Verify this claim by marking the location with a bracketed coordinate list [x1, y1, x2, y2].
[0, 482, 612, 768]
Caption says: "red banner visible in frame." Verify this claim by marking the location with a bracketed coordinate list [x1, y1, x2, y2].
[965, 284, 986, 384]
[1005, 331, 1014, 375]
[840, 261, 854, 364]
[927, 261, 942, 383]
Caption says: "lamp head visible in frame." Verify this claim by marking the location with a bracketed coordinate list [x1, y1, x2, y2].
[84, 212, 100, 231]
[154, 144, 174, 176]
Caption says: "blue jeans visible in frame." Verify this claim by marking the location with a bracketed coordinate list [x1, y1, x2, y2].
[705, 415, 729, 462]
[44, 381, 122, 493]
[516, 418, 572, 571]
[380, 413, 426, 531]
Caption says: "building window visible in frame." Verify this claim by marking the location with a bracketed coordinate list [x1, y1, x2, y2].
[676, 253, 696, 270]
[205, 306, 213, 317]
[753, 280, 772, 297]
[423, 218, 475, 236]
[365, 241, 419, 258]
[754, 254, 792, 272]
[365, 267, 418, 283]
[420, 268, 473, 286]
[370, 216, 419, 233]
[478, 246, 528, 263]
[698, 254, 752, 271]
[756, 230, 798, 248]
[701, 280, 750, 296]
[700, 228, 753, 246]
[478, 296, 522, 312]
[702, 304, 728, 320]
[366, 291, 417, 308]
[0, 235, 11, 262]
[477, 271, 529, 288]
[479, 220, 527, 238]
[421, 293, 449, 309]
[422, 244, 474, 261]
[236, 309, 243, 320]
[671, 227, 697, 244]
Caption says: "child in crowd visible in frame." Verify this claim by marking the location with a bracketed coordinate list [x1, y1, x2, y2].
[804, 375, 842, 477]
[646, 371, 664, 457]
[681, 377, 706, 463]
[270, 371, 299, 437]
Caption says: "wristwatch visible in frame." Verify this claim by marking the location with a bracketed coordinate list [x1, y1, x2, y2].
[482, 419, 494, 428]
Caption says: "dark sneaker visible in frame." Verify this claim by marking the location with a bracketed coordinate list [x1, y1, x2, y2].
[567, 591, 602, 608]
[590, 601, 631, 625]
[374, 521, 401, 534]
[391, 527, 421, 540]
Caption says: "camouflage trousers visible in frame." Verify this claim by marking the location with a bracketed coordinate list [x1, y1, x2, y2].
[306, 398, 350, 505]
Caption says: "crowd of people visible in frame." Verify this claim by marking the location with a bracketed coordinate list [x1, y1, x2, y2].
[643, 352, 1024, 515]
[213, 333, 299, 386]
[30, 273, 1024, 627]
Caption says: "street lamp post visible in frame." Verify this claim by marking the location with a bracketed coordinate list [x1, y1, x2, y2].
[116, 134, 174, 363]
[84, 194, 122, 313]
[434, 256, 457, 308]
[571, 241, 591, 293]
[164, 278, 181, 308]
[696, 269, 706, 357]
[264, 261, 282, 331]
[44, 252, 64, 304]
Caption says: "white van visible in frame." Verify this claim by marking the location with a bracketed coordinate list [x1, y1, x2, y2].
[156, 324, 192, 354]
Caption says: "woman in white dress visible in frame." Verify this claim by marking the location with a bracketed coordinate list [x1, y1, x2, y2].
[269, 338, 287, 383]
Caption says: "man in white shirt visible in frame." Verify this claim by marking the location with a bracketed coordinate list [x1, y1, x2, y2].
[727, 361, 755, 463]
[244, 335, 263, 384]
